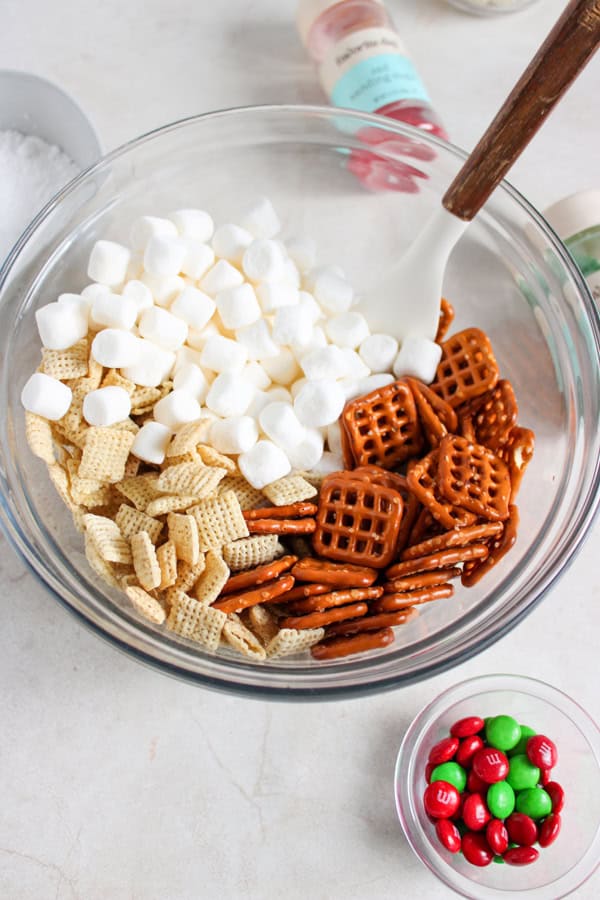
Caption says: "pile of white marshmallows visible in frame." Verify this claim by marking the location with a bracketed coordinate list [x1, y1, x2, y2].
[21, 198, 442, 489]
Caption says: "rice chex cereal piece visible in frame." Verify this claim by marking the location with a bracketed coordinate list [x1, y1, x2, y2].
[168, 512, 200, 566]
[193, 550, 230, 604]
[115, 474, 161, 511]
[115, 504, 163, 544]
[172, 555, 207, 593]
[222, 534, 280, 571]
[124, 584, 166, 625]
[85, 354, 104, 390]
[222, 614, 266, 661]
[25, 412, 56, 464]
[166, 589, 226, 650]
[266, 627, 325, 659]
[146, 494, 199, 516]
[262, 474, 317, 506]
[84, 533, 121, 588]
[157, 461, 227, 498]
[79, 427, 135, 483]
[166, 420, 213, 458]
[47, 463, 78, 511]
[197, 444, 237, 473]
[83, 513, 132, 564]
[218, 476, 266, 510]
[156, 540, 178, 589]
[295, 470, 327, 489]
[100, 369, 136, 394]
[131, 531, 162, 590]
[244, 605, 279, 646]
[129, 385, 162, 415]
[122, 456, 141, 479]
[42, 339, 89, 380]
[189, 491, 249, 551]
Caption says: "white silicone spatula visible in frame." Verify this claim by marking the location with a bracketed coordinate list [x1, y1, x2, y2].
[362, 0, 600, 341]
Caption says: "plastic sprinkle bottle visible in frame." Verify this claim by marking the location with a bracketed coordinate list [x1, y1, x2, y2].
[296, 0, 447, 139]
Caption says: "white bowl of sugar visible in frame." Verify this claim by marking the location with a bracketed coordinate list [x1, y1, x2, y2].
[0, 69, 101, 263]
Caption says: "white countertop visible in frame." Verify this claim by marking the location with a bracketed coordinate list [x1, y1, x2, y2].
[1, 1, 599, 897]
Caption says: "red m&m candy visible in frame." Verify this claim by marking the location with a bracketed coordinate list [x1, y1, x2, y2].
[467, 770, 487, 793]
[505, 813, 538, 846]
[503, 846, 539, 866]
[461, 831, 494, 867]
[486, 819, 509, 855]
[526, 735, 558, 769]
[456, 735, 485, 768]
[450, 716, 485, 738]
[462, 793, 491, 831]
[472, 747, 509, 784]
[424, 781, 461, 819]
[539, 813, 562, 848]
[435, 818, 461, 853]
[428, 736, 460, 765]
[545, 781, 565, 813]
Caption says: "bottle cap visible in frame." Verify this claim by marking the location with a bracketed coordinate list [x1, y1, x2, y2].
[296, 0, 384, 47]
[543, 190, 600, 241]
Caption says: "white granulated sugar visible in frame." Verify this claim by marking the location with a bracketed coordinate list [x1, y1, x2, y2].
[0, 130, 79, 262]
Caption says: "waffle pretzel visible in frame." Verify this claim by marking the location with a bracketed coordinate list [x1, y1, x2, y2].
[461, 505, 520, 587]
[438, 434, 511, 521]
[435, 297, 455, 343]
[432, 328, 499, 408]
[341, 379, 423, 469]
[459, 379, 518, 450]
[407, 450, 476, 530]
[498, 426, 535, 500]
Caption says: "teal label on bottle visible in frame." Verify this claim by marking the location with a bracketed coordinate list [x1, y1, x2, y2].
[331, 53, 431, 113]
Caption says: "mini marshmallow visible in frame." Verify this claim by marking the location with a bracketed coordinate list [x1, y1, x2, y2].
[339, 377, 362, 401]
[212, 224, 253, 264]
[326, 311, 370, 348]
[297, 290, 323, 323]
[303, 264, 345, 293]
[131, 421, 172, 465]
[180, 240, 215, 280]
[286, 428, 324, 471]
[240, 197, 281, 239]
[286, 236, 317, 274]
[393, 336, 443, 384]
[300, 346, 347, 381]
[261, 348, 301, 385]
[245, 390, 272, 419]
[122, 339, 175, 387]
[143, 235, 187, 278]
[141, 273, 185, 307]
[21, 372, 72, 421]
[170, 286, 216, 331]
[313, 269, 353, 313]
[168, 209, 214, 243]
[256, 280, 298, 313]
[340, 348, 368, 378]
[174, 346, 204, 372]
[36, 302, 90, 351]
[91, 329, 143, 368]
[126, 253, 144, 281]
[294, 379, 346, 428]
[200, 259, 244, 296]
[216, 283, 261, 330]
[139, 307, 188, 351]
[281, 258, 301, 289]
[272, 304, 313, 348]
[57, 293, 91, 324]
[87, 240, 131, 287]
[290, 377, 308, 400]
[312, 451, 344, 475]
[153, 390, 202, 430]
[83, 386, 132, 427]
[356, 373, 395, 396]
[238, 440, 291, 490]
[243, 362, 271, 391]
[80, 283, 110, 304]
[205, 372, 255, 417]
[186, 321, 221, 350]
[172, 363, 209, 403]
[91, 292, 138, 331]
[235, 319, 280, 360]
[326, 421, 343, 457]
[242, 239, 285, 283]
[359, 333, 399, 373]
[122, 280, 154, 316]
[266, 386, 292, 403]
[259, 402, 306, 451]
[210, 416, 259, 455]
[200, 334, 247, 373]
[130, 216, 178, 252]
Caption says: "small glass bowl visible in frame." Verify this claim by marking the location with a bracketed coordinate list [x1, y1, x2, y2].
[446, 0, 540, 15]
[395, 674, 600, 898]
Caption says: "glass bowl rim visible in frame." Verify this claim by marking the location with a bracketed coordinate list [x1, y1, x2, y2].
[0, 104, 599, 700]
[394, 673, 600, 898]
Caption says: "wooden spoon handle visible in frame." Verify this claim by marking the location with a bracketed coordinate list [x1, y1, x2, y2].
[443, 0, 600, 221]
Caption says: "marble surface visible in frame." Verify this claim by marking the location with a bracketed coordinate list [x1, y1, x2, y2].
[1, 1, 599, 897]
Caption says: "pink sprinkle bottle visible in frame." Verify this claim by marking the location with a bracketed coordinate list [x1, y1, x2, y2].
[296, 0, 447, 139]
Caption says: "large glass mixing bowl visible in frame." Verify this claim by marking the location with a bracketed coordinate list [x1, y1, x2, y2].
[0, 106, 598, 698]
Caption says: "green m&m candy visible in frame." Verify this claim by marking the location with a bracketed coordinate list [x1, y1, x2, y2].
[516, 787, 553, 819]
[430, 761, 467, 793]
[493, 856, 505, 864]
[509, 725, 537, 757]
[487, 781, 515, 819]
[485, 715, 522, 751]
[507, 754, 540, 791]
